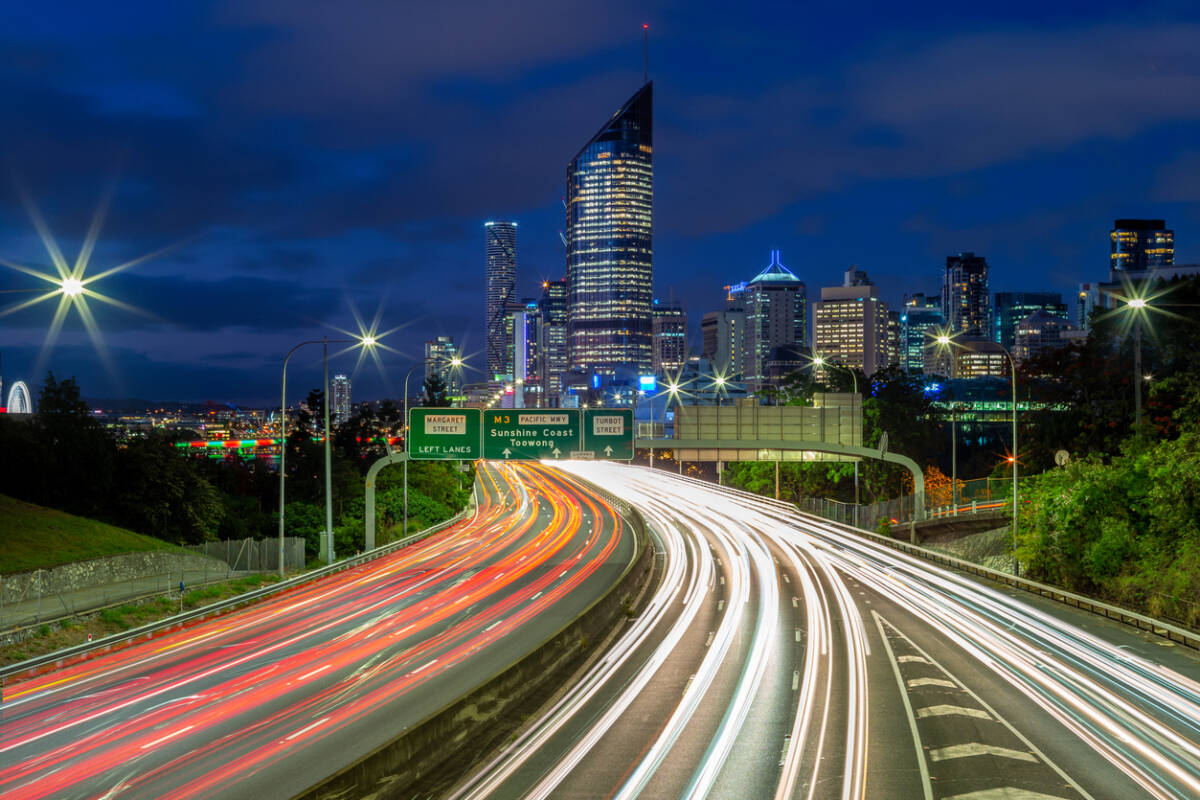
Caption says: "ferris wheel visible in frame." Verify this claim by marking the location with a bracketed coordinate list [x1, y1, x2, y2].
[6, 380, 32, 414]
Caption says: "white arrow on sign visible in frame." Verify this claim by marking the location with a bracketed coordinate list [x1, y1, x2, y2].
[552, 447, 562, 458]
[603, 445, 613, 456]
[501, 448, 512, 459]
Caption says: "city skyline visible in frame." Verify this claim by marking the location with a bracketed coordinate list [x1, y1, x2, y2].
[1, 3, 1199, 404]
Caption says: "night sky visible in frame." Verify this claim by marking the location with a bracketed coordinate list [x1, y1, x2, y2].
[2, 1, 1198, 406]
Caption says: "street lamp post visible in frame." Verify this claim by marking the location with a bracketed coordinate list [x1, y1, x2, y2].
[278, 336, 372, 575]
[937, 333, 1019, 574]
[813, 356, 861, 520]
[401, 355, 463, 538]
[1127, 297, 1147, 431]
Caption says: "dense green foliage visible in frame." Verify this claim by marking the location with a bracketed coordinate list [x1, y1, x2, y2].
[0, 374, 474, 562]
[725, 365, 942, 504]
[1019, 424, 1200, 626]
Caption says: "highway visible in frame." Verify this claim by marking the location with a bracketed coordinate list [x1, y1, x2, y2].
[0, 462, 635, 800]
[452, 462, 1200, 800]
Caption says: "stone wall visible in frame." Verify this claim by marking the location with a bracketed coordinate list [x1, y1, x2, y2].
[1, 551, 234, 606]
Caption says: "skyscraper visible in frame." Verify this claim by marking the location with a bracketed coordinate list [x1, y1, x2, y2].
[1111, 219, 1173, 275]
[993, 292, 1067, 350]
[424, 335, 461, 394]
[485, 221, 517, 380]
[902, 293, 944, 374]
[652, 300, 687, 374]
[742, 250, 807, 388]
[812, 268, 888, 379]
[566, 82, 653, 376]
[701, 309, 745, 379]
[331, 375, 351, 426]
[943, 252, 991, 337]
[537, 279, 568, 404]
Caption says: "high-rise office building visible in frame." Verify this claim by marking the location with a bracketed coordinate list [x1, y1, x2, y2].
[1111, 219, 1173, 275]
[812, 268, 888, 379]
[566, 82, 653, 376]
[537, 279, 568, 404]
[993, 292, 1067, 350]
[1014, 310, 1077, 363]
[886, 310, 903, 371]
[424, 335, 461, 394]
[700, 309, 746, 379]
[902, 293, 944, 374]
[652, 300, 687, 375]
[943, 252, 991, 337]
[486, 221, 518, 380]
[741, 250, 807, 388]
[331, 375, 351, 426]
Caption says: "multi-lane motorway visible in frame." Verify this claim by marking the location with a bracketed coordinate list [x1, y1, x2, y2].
[0, 462, 634, 800]
[5, 459, 1200, 799]
[452, 462, 1200, 800]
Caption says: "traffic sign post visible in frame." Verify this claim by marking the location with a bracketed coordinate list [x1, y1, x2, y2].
[408, 408, 482, 460]
[583, 408, 634, 460]
[483, 409, 580, 460]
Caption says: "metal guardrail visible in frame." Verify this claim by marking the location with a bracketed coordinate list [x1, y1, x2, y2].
[803, 511, 1200, 651]
[660, 470, 1200, 652]
[1, 502, 476, 682]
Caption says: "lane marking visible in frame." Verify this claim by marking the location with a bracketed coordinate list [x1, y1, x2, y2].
[944, 790, 1075, 800]
[929, 743, 1038, 763]
[898, 655, 930, 663]
[792, 670, 800, 691]
[907, 677, 957, 689]
[794, 628, 801, 642]
[140, 724, 195, 750]
[284, 716, 331, 742]
[792, 596, 799, 608]
[296, 663, 332, 682]
[915, 705, 992, 721]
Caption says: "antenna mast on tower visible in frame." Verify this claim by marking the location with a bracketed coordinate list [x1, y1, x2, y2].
[643, 23, 649, 84]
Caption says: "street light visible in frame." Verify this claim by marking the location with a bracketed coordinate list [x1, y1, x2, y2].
[401, 354, 468, 538]
[812, 355, 861, 517]
[1126, 297, 1148, 430]
[935, 332, 1020, 575]
[278, 335, 376, 575]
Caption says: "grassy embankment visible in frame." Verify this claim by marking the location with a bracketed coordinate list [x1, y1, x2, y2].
[0, 494, 283, 666]
[0, 494, 187, 575]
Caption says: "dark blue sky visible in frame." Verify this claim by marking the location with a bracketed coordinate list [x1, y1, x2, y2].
[2, 1, 1198, 405]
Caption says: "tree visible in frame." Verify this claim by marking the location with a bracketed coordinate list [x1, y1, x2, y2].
[32, 372, 115, 516]
[111, 433, 224, 544]
[421, 375, 449, 407]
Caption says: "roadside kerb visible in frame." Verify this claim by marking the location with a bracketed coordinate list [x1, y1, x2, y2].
[0, 500, 476, 683]
[296, 472, 651, 800]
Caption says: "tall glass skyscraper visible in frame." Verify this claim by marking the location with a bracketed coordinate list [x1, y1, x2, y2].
[943, 252, 991, 337]
[331, 375, 351, 427]
[485, 221, 517, 380]
[566, 82, 653, 375]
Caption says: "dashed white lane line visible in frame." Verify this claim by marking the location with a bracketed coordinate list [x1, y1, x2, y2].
[929, 743, 1038, 763]
[944, 788, 1074, 800]
[916, 705, 992, 721]
[907, 677, 957, 689]
[898, 655, 930, 663]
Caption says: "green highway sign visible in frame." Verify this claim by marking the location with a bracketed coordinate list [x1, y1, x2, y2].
[583, 408, 634, 460]
[483, 409, 580, 460]
[408, 408, 482, 460]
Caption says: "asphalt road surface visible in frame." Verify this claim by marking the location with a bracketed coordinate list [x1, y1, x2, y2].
[451, 462, 1200, 800]
[0, 461, 636, 800]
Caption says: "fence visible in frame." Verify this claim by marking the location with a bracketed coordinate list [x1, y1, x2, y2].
[185, 537, 306, 573]
[797, 494, 920, 532]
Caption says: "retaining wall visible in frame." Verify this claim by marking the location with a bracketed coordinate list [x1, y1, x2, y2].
[1, 551, 234, 605]
[297, 509, 654, 800]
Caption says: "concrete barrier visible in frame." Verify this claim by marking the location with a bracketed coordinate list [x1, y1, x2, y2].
[297, 504, 653, 800]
